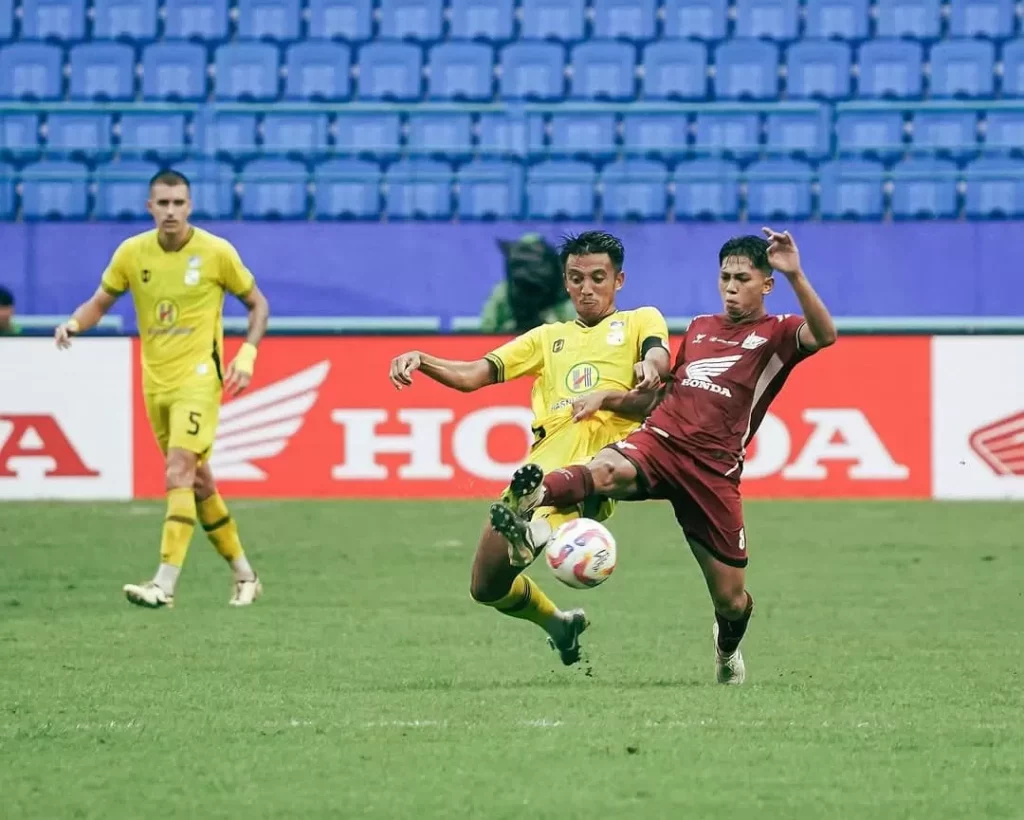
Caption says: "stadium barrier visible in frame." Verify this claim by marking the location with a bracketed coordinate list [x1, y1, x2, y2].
[2, 334, 1022, 502]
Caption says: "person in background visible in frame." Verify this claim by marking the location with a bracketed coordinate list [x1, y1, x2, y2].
[479, 233, 576, 333]
[0, 286, 19, 335]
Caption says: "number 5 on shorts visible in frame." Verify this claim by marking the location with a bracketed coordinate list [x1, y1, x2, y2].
[187, 411, 201, 435]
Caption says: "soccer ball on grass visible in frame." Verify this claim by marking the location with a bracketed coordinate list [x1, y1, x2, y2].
[544, 518, 617, 589]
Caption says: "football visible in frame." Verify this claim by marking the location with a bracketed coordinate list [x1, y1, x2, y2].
[544, 518, 618, 589]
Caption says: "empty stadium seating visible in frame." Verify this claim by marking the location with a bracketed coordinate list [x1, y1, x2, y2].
[0, 0, 1020, 221]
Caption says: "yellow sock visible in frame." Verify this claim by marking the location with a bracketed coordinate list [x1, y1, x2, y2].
[487, 575, 563, 638]
[160, 487, 196, 568]
[197, 493, 244, 562]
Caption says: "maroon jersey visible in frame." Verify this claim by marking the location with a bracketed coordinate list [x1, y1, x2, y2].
[645, 313, 814, 477]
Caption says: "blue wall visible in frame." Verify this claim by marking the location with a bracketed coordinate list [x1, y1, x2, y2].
[5, 221, 1022, 326]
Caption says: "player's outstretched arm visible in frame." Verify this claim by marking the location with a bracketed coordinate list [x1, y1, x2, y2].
[224, 285, 270, 396]
[389, 351, 495, 393]
[54, 287, 118, 349]
[762, 227, 838, 352]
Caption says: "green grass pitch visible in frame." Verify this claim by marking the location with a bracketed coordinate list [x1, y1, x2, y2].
[1, 499, 1022, 819]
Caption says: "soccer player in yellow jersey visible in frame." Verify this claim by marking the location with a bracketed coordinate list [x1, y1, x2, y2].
[389, 232, 670, 665]
[54, 170, 270, 610]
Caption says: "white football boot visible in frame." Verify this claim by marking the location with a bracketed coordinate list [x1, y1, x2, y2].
[123, 581, 174, 609]
[229, 576, 262, 607]
[712, 621, 746, 685]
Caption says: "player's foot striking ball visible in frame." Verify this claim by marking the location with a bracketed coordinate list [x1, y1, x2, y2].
[493, 229, 838, 683]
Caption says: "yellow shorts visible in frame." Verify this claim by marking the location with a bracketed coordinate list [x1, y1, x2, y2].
[144, 387, 222, 464]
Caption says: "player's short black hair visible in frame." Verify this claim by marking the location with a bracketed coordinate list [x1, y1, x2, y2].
[149, 169, 191, 191]
[0, 285, 13, 307]
[559, 231, 625, 272]
[719, 235, 772, 275]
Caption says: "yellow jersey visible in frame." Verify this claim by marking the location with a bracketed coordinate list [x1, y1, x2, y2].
[484, 307, 669, 449]
[100, 227, 255, 394]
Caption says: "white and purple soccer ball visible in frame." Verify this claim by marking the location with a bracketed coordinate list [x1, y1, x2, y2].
[544, 518, 617, 589]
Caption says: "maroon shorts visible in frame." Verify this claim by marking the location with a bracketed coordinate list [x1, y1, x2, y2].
[610, 427, 747, 568]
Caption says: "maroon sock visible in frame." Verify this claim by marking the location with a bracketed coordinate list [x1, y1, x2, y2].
[715, 592, 754, 654]
[541, 465, 595, 508]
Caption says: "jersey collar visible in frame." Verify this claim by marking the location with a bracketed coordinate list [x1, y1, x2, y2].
[574, 309, 619, 330]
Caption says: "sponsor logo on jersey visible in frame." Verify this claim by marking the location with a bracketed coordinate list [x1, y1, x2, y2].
[565, 362, 599, 394]
[969, 410, 1024, 476]
[141, 269, 151, 283]
[742, 332, 768, 350]
[711, 336, 740, 346]
[155, 299, 178, 326]
[693, 333, 706, 344]
[680, 355, 741, 397]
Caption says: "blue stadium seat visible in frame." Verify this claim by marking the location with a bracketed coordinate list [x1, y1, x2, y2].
[713, 40, 779, 99]
[949, 0, 1015, 38]
[47, 113, 113, 158]
[891, 157, 958, 218]
[930, 40, 995, 97]
[622, 113, 690, 157]
[0, 115, 41, 159]
[21, 0, 86, 40]
[912, 112, 978, 160]
[308, 0, 373, 41]
[314, 158, 381, 219]
[786, 41, 851, 99]
[194, 112, 259, 159]
[0, 44, 63, 100]
[592, 0, 656, 40]
[407, 114, 474, 157]
[857, 40, 923, 97]
[175, 159, 235, 217]
[694, 113, 760, 160]
[0, 0, 12, 40]
[641, 40, 707, 99]
[734, 0, 799, 41]
[549, 114, 617, 157]
[21, 160, 88, 219]
[69, 43, 135, 101]
[380, 0, 443, 40]
[357, 42, 423, 100]
[335, 113, 401, 157]
[119, 113, 187, 160]
[164, 0, 229, 40]
[601, 159, 668, 219]
[458, 159, 523, 218]
[1000, 40, 1024, 96]
[835, 111, 904, 159]
[521, 0, 585, 40]
[93, 0, 159, 40]
[449, 0, 514, 40]
[804, 0, 869, 40]
[500, 42, 565, 99]
[241, 158, 308, 218]
[818, 158, 885, 219]
[876, 0, 942, 39]
[238, 0, 302, 41]
[984, 111, 1024, 154]
[427, 42, 494, 100]
[570, 42, 636, 99]
[746, 158, 813, 219]
[765, 109, 831, 158]
[141, 42, 207, 100]
[662, 0, 727, 40]
[673, 158, 740, 219]
[284, 42, 351, 100]
[263, 114, 330, 158]
[478, 113, 545, 157]
[965, 157, 1024, 218]
[95, 159, 159, 219]
[0, 161, 14, 219]
[386, 159, 453, 218]
[527, 159, 596, 218]
[214, 43, 280, 101]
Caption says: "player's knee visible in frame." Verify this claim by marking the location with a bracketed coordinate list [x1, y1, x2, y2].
[589, 453, 636, 496]
[469, 573, 513, 605]
[192, 465, 215, 500]
[165, 451, 197, 490]
[712, 587, 749, 620]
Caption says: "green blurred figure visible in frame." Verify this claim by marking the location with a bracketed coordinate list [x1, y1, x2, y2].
[0, 286, 19, 335]
[479, 234, 575, 333]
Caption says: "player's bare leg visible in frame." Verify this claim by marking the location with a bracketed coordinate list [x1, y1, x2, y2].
[193, 462, 261, 607]
[688, 538, 751, 685]
[470, 521, 589, 666]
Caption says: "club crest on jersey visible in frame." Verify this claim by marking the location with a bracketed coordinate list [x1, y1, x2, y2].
[680, 355, 741, 397]
[742, 332, 768, 350]
[606, 320, 625, 346]
[155, 299, 178, 327]
[565, 362, 599, 394]
[552, 339, 564, 353]
[184, 268, 200, 286]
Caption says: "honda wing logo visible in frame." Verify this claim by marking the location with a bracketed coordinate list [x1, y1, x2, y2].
[210, 361, 331, 480]
[680, 355, 741, 398]
[969, 410, 1024, 476]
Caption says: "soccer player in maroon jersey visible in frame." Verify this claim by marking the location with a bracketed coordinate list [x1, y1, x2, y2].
[489, 228, 837, 684]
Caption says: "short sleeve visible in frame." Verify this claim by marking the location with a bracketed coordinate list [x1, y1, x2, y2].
[634, 306, 669, 358]
[774, 314, 813, 364]
[218, 240, 256, 298]
[484, 325, 545, 382]
[99, 241, 132, 296]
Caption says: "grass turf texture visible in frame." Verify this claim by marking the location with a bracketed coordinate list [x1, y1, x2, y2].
[1, 499, 1022, 819]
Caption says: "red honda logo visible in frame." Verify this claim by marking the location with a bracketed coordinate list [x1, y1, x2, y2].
[969, 411, 1024, 476]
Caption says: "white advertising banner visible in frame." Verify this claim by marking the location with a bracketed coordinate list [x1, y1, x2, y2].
[933, 337, 1024, 500]
[0, 338, 132, 500]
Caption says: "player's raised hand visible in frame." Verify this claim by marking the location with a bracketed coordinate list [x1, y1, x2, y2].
[762, 227, 802, 279]
[389, 351, 422, 389]
[572, 391, 606, 423]
[633, 359, 662, 392]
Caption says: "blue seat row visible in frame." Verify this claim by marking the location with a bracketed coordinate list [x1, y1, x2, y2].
[2, 0, 1020, 43]
[2, 155, 1022, 220]
[3, 38, 1024, 101]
